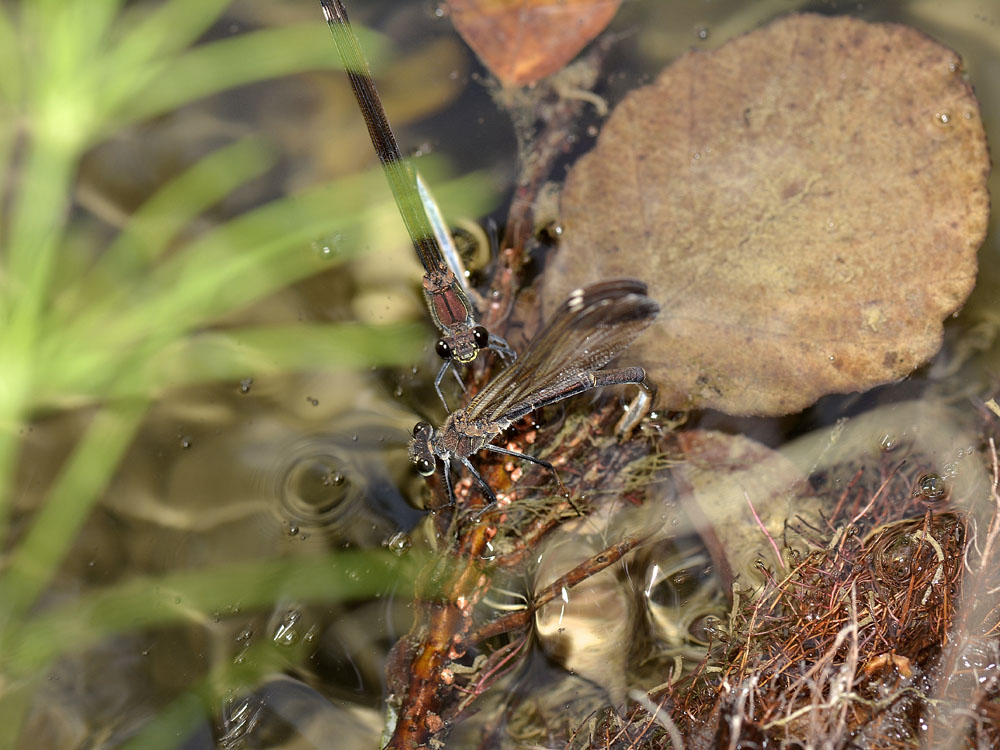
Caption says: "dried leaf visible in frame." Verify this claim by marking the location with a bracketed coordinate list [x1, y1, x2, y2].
[544, 14, 991, 416]
[446, 0, 621, 86]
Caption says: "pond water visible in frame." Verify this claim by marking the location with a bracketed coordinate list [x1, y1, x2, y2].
[3, 0, 1000, 748]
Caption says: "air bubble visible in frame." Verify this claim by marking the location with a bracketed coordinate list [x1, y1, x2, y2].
[313, 233, 346, 260]
[878, 433, 899, 452]
[384, 531, 412, 555]
[272, 610, 301, 647]
[913, 473, 947, 501]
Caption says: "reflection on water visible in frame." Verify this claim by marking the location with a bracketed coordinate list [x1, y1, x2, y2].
[192, 675, 382, 750]
[265, 431, 424, 543]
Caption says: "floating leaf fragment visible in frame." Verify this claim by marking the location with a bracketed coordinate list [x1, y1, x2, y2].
[447, 0, 621, 85]
[545, 13, 991, 415]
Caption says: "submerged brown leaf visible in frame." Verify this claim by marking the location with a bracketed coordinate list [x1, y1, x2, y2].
[446, 0, 620, 86]
[673, 430, 822, 592]
[544, 13, 991, 416]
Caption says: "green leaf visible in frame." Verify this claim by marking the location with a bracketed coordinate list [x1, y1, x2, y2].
[0, 399, 148, 617]
[114, 22, 391, 128]
[4, 549, 420, 674]
[82, 137, 277, 284]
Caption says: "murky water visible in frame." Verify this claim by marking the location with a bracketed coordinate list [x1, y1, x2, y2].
[4, 0, 1000, 748]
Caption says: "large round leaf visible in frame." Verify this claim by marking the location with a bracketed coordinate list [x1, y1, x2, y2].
[544, 13, 990, 416]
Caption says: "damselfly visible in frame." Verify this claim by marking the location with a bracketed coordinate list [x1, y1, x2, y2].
[319, 0, 514, 410]
[409, 279, 658, 513]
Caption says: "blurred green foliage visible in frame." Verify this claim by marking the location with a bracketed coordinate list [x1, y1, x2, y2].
[0, 0, 491, 743]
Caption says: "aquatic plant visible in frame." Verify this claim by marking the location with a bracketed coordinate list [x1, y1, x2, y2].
[0, 1, 493, 743]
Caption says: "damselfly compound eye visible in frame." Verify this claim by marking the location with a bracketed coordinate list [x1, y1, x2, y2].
[435, 339, 452, 359]
[415, 458, 435, 476]
[473, 326, 489, 349]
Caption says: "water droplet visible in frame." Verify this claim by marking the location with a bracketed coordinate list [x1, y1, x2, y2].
[935, 111, 951, 125]
[586, 124, 598, 137]
[180, 436, 193, 449]
[288, 524, 299, 536]
[914, 472, 947, 501]
[384, 531, 412, 555]
[313, 233, 346, 260]
[697, 27, 709, 40]
[272, 610, 301, 647]
[878, 433, 899, 452]
[306, 396, 319, 406]
[239, 378, 253, 394]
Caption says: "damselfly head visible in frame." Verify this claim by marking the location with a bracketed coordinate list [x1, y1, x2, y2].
[409, 421, 437, 476]
[445, 329, 482, 364]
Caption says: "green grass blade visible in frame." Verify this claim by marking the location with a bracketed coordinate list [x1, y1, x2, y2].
[111, 0, 232, 66]
[0, 7, 20, 104]
[0, 399, 148, 618]
[4, 549, 419, 674]
[34, 165, 494, 408]
[35, 322, 426, 404]
[82, 137, 276, 284]
[45, 171, 390, 365]
[113, 22, 390, 128]
[5, 141, 76, 324]
[133, 322, 426, 394]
